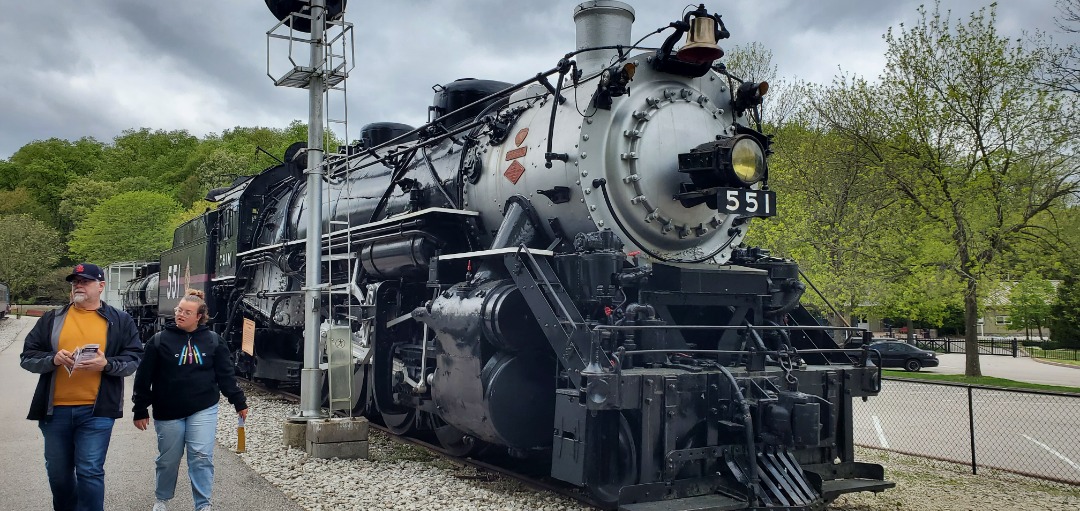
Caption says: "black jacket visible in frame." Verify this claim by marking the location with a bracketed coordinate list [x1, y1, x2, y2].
[20, 302, 144, 420]
[132, 323, 247, 421]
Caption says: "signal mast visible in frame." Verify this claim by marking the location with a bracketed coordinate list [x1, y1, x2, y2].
[264, 0, 350, 420]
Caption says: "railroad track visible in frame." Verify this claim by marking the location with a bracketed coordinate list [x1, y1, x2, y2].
[246, 379, 605, 510]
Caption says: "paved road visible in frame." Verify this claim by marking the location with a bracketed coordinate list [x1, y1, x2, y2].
[853, 353, 1080, 484]
[928, 353, 1079, 387]
[0, 317, 302, 511]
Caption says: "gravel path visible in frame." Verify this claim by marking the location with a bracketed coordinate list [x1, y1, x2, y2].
[2, 316, 1077, 510]
[0, 316, 33, 352]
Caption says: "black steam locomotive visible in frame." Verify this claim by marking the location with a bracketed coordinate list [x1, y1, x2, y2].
[123, 2, 892, 509]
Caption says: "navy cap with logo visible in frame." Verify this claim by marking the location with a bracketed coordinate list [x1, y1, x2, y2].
[66, 263, 105, 282]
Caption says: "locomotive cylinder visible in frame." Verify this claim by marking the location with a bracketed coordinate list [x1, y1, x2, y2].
[417, 278, 554, 449]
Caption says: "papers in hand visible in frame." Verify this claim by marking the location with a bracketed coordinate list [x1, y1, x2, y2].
[66, 344, 100, 376]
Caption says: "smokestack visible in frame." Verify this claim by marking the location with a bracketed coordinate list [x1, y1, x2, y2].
[573, 1, 635, 77]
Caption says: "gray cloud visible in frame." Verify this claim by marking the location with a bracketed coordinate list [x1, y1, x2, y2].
[0, 0, 1071, 158]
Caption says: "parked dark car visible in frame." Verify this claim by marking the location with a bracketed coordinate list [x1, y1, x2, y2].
[866, 341, 939, 372]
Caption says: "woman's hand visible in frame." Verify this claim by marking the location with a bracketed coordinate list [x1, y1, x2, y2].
[134, 418, 150, 431]
[238, 408, 249, 420]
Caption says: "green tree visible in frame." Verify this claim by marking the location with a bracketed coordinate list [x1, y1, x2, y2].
[117, 176, 154, 193]
[1049, 275, 1080, 348]
[752, 122, 897, 326]
[68, 191, 182, 264]
[0, 187, 50, 218]
[0, 214, 64, 299]
[813, 4, 1080, 375]
[5, 138, 105, 228]
[1048, 0, 1080, 93]
[0, 159, 17, 190]
[195, 149, 246, 193]
[173, 200, 216, 228]
[97, 128, 200, 185]
[1007, 273, 1056, 340]
[57, 179, 120, 229]
[35, 267, 75, 305]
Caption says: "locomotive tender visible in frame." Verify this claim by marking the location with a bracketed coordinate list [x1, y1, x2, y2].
[124, 2, 893, 509]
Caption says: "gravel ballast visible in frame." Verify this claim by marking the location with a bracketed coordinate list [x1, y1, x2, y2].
[222, 384, 1080, 511]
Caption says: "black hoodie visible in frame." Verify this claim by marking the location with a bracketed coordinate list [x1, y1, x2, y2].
[132, 323, 246, 421]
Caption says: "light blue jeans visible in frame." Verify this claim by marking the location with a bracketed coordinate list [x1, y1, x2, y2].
[153, 403, 218, 510]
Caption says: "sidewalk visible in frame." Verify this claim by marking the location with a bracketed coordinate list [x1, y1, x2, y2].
[930, 352, 1079, 388]
[0, 317, 303, 511]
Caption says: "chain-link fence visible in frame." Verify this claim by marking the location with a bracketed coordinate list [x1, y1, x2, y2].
[852, 379, 1080, 484]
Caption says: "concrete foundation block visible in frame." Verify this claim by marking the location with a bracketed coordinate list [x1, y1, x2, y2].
[305, 417, 369, 444]
[306, 440, 369, 459]
[282, 421, 307, 449]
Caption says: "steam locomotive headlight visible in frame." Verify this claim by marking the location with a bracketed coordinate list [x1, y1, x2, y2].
[729, 137, 765, 185]
[677, 134, 771, 210]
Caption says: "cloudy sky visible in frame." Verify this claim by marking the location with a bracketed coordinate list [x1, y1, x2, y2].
[0, 0, 1072, 159]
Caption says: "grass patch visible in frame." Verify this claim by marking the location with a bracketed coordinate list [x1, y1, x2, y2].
[881, 370, 1080, 394]
[1025, 347, 1080, 366]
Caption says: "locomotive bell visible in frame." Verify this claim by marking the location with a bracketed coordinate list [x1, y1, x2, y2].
[676, 15, 724, 64]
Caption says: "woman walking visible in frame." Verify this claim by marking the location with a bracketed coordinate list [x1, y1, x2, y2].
[133, 289, 248, 511]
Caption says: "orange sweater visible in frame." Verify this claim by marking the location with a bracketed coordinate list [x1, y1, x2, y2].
[53, 307, 108, 405]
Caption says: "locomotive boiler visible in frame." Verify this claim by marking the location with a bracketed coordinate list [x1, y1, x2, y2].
[124, 2, 893, 509]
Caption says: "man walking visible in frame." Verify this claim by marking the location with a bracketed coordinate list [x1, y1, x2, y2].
[20, 263, 143, 511]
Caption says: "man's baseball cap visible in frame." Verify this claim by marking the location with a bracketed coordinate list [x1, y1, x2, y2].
[66, 263, 105, 282]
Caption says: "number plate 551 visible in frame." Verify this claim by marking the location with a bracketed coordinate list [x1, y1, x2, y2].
[719, 188, 776, 217]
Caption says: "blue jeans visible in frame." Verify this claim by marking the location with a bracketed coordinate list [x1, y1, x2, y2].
[38, 405, 116, 511]
[154, 404, 218, 510]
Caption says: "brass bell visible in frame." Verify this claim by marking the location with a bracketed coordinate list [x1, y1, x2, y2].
[676, 15, 724, 64]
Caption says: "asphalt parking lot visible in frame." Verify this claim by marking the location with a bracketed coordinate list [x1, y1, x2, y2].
[926, 353, 1078, 387]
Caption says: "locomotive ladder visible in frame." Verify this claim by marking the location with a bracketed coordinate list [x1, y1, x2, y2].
[504, 247, 592, 382]
[320, 17, 354, 166]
